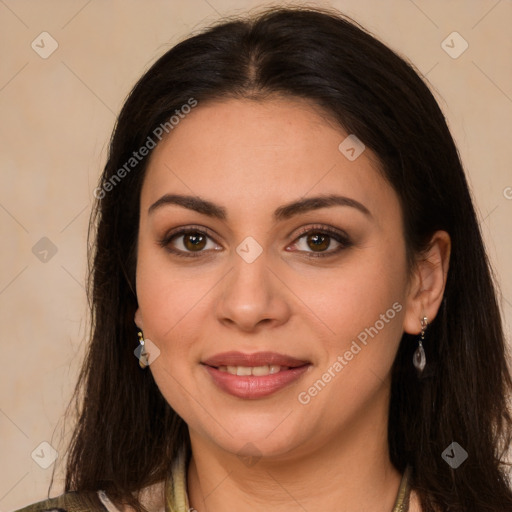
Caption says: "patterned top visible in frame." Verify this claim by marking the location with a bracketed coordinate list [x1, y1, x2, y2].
[13, 450, 412, 512]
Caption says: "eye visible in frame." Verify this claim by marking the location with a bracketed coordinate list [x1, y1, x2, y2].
[159, 224, 352, 259]
[159, 227, 221, 258]
[288, 225, 352, 258]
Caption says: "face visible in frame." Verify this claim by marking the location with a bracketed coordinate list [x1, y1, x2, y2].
[135, 97, 415, 460]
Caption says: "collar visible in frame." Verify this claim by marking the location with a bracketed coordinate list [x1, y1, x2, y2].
[98, 448, 411, 512]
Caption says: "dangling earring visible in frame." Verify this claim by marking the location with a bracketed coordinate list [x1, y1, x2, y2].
[137, 331, 149, 369]
[413, 316, 427, 375]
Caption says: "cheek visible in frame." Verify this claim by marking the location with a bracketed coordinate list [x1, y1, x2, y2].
[135, 237, 212, 342]
[135, 249, 208, 417]
[300, 245, 407, 337]
[298, 247, 408, 403]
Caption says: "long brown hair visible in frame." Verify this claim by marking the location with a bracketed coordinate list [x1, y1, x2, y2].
[59, 6, 512, 511]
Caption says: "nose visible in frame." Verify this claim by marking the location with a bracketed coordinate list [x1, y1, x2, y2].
[215, 253, 291, 333]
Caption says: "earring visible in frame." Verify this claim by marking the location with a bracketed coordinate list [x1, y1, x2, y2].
[137, 331, 149, 369]
[413, 316, 427, 375]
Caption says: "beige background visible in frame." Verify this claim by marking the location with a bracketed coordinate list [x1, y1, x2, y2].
[1, 0, 511, 510]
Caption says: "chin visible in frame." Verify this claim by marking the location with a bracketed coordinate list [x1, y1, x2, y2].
[191, 413, 313, 460]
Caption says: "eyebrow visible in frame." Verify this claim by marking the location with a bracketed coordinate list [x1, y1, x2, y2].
[148, 193, 372, 221]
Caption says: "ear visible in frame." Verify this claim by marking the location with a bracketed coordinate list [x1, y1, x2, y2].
[134, 308, 143, 331]
[403, 230, 451, 334]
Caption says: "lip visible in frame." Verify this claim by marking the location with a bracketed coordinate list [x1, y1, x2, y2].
[202, 351, 309, 368]
[202, 351, 311, 399]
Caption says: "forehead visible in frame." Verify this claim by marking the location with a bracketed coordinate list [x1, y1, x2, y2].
[141, 97, 397, 223]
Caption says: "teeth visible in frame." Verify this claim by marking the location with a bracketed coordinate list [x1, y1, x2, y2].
[252, 365, 270, 376]
[217, 365, 289, 376]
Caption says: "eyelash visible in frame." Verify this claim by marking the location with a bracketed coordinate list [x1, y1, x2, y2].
[158, 224, 353, 259]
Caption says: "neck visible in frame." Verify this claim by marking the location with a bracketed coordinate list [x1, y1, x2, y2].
[186, 387, 404, 512]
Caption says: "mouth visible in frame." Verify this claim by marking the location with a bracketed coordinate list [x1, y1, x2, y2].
[201, 351, 311, 399]
[202, 350, 309, 368]
[215, 364, 292, 376]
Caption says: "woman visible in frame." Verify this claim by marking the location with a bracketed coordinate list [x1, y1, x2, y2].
[15, 6, 512, 512]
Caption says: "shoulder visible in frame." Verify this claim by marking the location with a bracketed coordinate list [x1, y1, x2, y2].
[12, 490, 108, 512]
[12, 481, 167, 512]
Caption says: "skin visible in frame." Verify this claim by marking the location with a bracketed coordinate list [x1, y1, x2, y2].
[134, 97, 450, 512]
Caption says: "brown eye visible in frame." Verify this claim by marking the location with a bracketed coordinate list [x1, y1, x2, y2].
[306, 232, 331, 252]
[289, 225, 353, 258]
[159, 227, 221, 258]
[183, 232, 207, 251]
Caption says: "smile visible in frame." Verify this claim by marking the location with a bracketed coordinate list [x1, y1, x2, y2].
[202, 351, 311, 399]
[217, 365, 287, 376]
